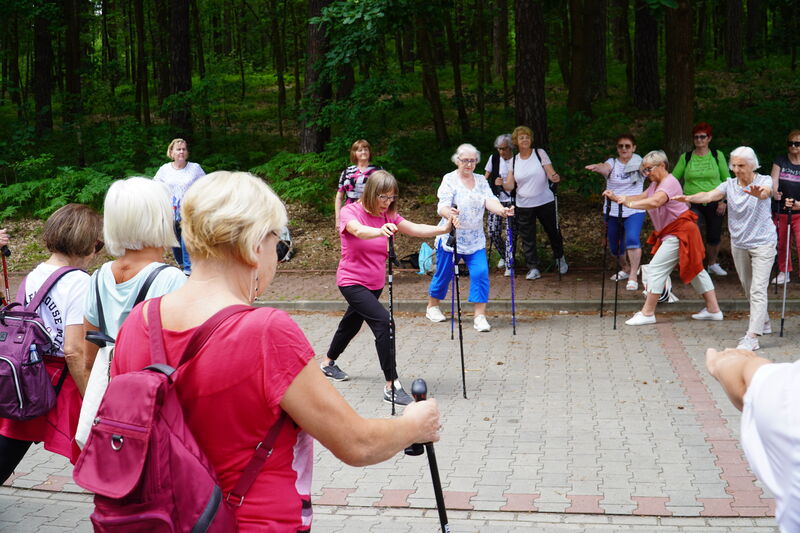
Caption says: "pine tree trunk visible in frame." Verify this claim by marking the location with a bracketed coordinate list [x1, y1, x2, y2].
[170, 0, 192, 136]
[299, 0, 332, 153]
[270, 0, 286, 136]
[33, 7, 54, 135]
[417, 21, 449, 146]
[664, 0, 694, 163]
[611, 0, 629, 62]
[745, 0, 766, 59]
[62, 0, 83, 125]
[725, 0, 744, 69]
[589, 0, 607, 100]
[152, 0, 172, 107]
[133, 0, 150, 126]
[190, 0, 205, 78]
[694, 0, 707, 64]
[515, 0, 549, 147]
[492, 0, 509, 105]
[566, 0, 592, 118]
[632, 0, 660, 110]
[7, 17, 23, 117]
[445, 11, 470, 135]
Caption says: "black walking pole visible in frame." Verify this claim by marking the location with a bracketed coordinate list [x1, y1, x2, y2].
[613, 203, 623, 330]
[600, 198, 611, 317]
[506, 195, 517, 335]
[387, 231, 401, 415]
[1, 245, 10, 306]
[404, 379, 450, 533]
[781, 204, 793, 337]
[551, 181, 562, 282]
[447, 213, 467, 399]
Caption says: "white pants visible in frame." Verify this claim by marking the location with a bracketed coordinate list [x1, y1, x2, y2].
[731, 243, 776, 335]
[645, 236, 714, 295]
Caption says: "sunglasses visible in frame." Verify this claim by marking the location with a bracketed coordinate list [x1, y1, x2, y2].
[378, 194, 398, 201]
[788, 141, 800, 148]
[693, 134, 709, 140]
[94, 241, 104, 254]
[617, 143, 633, 149]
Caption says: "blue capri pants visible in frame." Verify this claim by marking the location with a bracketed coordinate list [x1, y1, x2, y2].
[428, 243, 490, 303]
[606, 212, 646, 257]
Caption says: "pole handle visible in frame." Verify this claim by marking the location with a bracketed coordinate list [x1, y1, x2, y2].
[404, 378, 428, 456]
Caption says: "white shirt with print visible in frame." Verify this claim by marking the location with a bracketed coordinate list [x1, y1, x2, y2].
[434, 170, 496, 255]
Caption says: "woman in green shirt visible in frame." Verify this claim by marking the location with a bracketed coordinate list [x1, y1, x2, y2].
[672, 122, 731, 276]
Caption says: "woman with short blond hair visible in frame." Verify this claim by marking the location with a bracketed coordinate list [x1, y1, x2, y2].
[112, 171, 441, 531]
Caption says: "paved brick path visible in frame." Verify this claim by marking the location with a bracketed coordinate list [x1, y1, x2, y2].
[3, 267, 797, 530]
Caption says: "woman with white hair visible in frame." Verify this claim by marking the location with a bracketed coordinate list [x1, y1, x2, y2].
[674, 147, 775, 350]
[112, 172, 441, 531]
[603, 150, 723, 325]
[426, 143, 514, 332]
[484, 133, 514, 273]
[82, 177, 188, 388]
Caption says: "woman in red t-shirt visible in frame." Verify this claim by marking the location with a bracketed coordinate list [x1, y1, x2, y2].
[322, 170, 456, 405]
[112, 171, 441, 532]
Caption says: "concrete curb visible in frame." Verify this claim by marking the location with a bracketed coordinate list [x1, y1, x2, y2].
[257, 298, 800, 314]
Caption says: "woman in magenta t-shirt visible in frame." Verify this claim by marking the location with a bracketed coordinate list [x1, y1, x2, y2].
[112, 171, 442, 532]
[323, 170, 455, 405]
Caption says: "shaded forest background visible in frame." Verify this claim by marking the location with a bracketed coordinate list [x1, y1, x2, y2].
[0, 0, 798, 221]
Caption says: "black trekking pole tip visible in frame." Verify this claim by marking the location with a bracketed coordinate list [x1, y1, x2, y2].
[1, 246, 9, 257]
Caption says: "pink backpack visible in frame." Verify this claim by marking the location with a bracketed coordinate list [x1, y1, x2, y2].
[73, 298, 288, 532]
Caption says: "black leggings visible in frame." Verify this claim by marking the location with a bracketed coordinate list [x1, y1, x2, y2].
[0, 435, 33, 484]
[326, 285, 397, 382]
[516, 202, 564, 269]
[690, 202, 724, 246]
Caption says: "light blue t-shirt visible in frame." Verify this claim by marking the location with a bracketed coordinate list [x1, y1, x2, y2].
[84, 261, 187, 338]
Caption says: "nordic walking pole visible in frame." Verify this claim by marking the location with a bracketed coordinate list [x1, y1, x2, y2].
[506, 196, 517, 335]
[387, 229, 400, 415]
[551, 181, 561, 281]
[600, 198, 611, 317]
[447, 209, 467, 399]
[1, 245, 10, 306]
[781, 203, 792, 337]
[404, 379, 450, 533]
[613, 203, 623, 330]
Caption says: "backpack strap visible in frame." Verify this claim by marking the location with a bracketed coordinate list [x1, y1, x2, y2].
[20, 266, 81, 313]
[133, 264, 173, 307]
[226, 410, 288, 507]
[145, 297, 285, 506]
[146, 296, 253, 368]
[684, 150, 693, 166]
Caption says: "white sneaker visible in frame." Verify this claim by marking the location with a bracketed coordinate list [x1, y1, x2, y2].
[736, 335, 760, 351]
[473, 314, 491, 332]
[497, 258, 505, 268]
[691, 307, 724, 321]
[610, 270, 629, 281]
[771, 272, 790, 284]
[504, 268, 511, 277]
[707, 263, 727, 276]
[625, 312, 656, 326]
[557, 256, 569, 274]
[526, 268, 541, 280]
[426, 306, 446, 322]
[763, 320, 772, 335]
[626, 280, 638, 291]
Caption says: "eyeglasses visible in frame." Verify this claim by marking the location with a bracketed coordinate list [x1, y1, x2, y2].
[788, 141, 800, 148]
[378, 194, 398, 201]
[641, 165, 659, 175]
[693, 134, 709, 140]
[94, 241, 104, 254]
[458, 158, 478, 165]
[497, 146, 512, 151]
[617, 143, 632, 149]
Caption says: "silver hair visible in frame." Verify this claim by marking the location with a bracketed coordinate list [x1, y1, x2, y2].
[493, 134, 512, 149]
[729, 146, 760, 171]
[642, 150, 669, 170]
[450, 143, 481, 165]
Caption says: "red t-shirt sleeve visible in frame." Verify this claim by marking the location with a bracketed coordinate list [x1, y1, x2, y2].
[259, 309, 316, 409]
